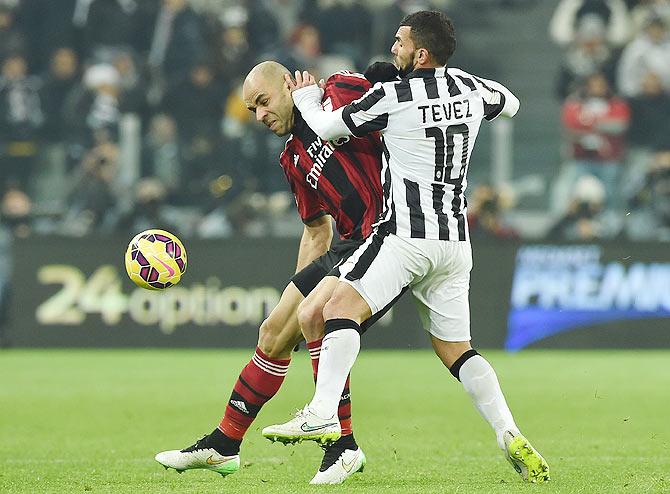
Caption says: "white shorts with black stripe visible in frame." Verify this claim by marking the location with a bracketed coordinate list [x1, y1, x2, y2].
[338, 232, 472, 342]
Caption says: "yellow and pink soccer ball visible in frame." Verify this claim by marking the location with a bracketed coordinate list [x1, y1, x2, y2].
[124, 229, 187, 290]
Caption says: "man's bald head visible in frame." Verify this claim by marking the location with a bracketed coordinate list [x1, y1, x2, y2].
[243, 61, 295, 136]
[245, 61, 290, 90]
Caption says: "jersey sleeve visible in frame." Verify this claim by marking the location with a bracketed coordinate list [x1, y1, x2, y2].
[291, 77, 392, 141]
[284, 167, 327, 223]
[292, 85, 355, 141]
[340, 82, 393, 137]
[283, 166, 326, 224]
[449, 68, 520, 121]
[470, 75, 520, 121]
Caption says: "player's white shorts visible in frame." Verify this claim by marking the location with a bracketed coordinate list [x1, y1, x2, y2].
[338, 232, 472, 342]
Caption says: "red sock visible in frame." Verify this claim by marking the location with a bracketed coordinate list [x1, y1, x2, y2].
[218, 347, 290, 440]
[307, 339, 320, 382]
[306, 338, 353, 436]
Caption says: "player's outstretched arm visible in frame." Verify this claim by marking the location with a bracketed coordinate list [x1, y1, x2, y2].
[478, 76, 520, 119]
[286, 71, 352, 141]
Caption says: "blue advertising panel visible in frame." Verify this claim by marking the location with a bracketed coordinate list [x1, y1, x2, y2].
[506, 244, 670, 350]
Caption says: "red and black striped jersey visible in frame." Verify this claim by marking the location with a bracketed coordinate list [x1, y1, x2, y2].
[279, 71, 383, 240]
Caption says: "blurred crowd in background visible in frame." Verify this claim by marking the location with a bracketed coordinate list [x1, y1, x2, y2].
[0, 0, 667, 242]
[549, 0, 670, 241]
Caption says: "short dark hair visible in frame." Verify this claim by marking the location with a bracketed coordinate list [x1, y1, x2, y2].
[399, 11, 456, 65]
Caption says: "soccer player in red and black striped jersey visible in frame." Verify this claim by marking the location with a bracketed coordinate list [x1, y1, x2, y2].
[155, 61, 401, 484]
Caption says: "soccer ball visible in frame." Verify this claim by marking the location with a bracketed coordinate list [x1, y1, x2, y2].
[124, 229, 187, 290]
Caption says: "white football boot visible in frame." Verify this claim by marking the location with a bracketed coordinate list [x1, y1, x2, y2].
[310, 436, 366, 485]
[155, 435, 240, 477]
[262, 406, 341, 445]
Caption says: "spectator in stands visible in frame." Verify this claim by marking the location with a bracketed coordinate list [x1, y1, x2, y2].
[147, 0, 208, 95]
[547, 174, 612, 239]
[212, 10, 253, 89]
[275, 23, 323, 75]
[0, 0, 663, 242]
[61, 141, 120, 235]
[75, 0, 150, 61]
[0, 4, 25, 62]
[243, 1, 281, 55]
[112, 50, 147, 115]
[36, 47, 81, 207]
[220, 81, 287, 197]
[309, 0, 373, 69]
[272, 22, 357, 80]
[63, 63, 122, 147]
[221, 82, 251, 141]
[15, 0, 77, 73]
[0, 182, 32, 239]
[467, 184, 519, 240]
[626, 71, 670, 166]
[118, 177, 182, 235]
[162, 61, 223, 143]
[556, 14, 617, 99]
[257, 0, 306, 42]
[550, 0, 631, 48]
[0, 53, 43, 192]
[220, 81, 260, 190]
[40, 48, 80, 143]
[142, 114, 181, 194]
[629, 0, 670, 35]
[162, 61, 224, 205]
[561, 72, 630, 206]
[626, 149, 670, 240]
[617, 16, 670, 96]
[190, 2, 280, 60]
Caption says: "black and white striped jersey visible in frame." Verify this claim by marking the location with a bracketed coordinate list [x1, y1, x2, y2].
[292, 66, 520, 241]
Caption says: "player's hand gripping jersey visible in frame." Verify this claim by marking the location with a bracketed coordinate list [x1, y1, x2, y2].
[280, 72, 384, 241]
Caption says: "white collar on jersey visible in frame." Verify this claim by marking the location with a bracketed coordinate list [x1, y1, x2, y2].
[405, 67, 447, 79]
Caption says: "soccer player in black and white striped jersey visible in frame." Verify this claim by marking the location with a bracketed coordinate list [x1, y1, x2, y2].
[262, 11, 550, 483]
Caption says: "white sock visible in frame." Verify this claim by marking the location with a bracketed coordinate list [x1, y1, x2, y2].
[459, 354, 519, 449]
[309, 327, 360, 420]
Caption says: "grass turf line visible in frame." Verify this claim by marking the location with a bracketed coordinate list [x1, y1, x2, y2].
[1, 349, 669, 493]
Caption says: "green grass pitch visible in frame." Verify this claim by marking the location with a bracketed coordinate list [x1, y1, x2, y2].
[1, 349, 669, 493]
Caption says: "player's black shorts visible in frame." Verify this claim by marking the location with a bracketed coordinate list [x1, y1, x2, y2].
[291, 239, 364, 297]
[291, 238, 406, 332]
